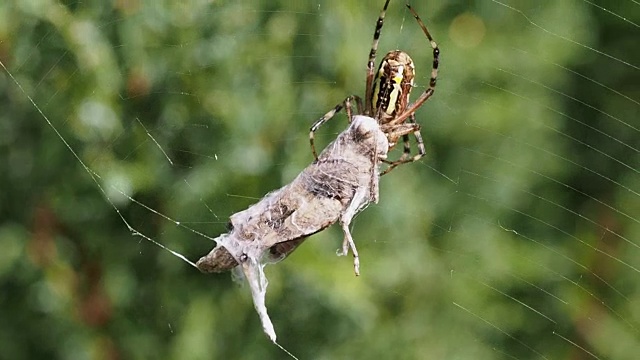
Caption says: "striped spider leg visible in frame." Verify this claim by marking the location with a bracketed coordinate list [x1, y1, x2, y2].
[309, 95, 363, 160]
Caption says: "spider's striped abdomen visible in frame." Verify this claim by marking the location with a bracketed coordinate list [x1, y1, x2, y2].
[371, 50, 415, 124]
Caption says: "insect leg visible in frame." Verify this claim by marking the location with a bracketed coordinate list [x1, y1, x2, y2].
[340, 222, 360, 276]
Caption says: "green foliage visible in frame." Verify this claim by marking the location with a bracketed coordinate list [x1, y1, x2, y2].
[0, 0, 638, 359]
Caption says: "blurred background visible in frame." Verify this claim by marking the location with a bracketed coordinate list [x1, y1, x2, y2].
[1, 0, 638, 359]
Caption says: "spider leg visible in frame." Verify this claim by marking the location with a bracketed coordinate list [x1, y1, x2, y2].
[354, 95, 364, 114]
[400, 134, 411, 161]
[364, 0, 391, 116]
[397, 113, 418, 161]
[344, 95, 354, 120]
[390, 4, 439, 125]
[309, 95, 361, 160]
[380, 117, 426, 175]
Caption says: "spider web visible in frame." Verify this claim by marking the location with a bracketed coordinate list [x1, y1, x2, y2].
[1, 0, 638, 359]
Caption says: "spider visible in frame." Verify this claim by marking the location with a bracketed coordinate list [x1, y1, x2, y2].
[309, 0, 439, 174]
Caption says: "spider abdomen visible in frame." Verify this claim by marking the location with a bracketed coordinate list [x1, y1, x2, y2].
[371, 50, 415, 124]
